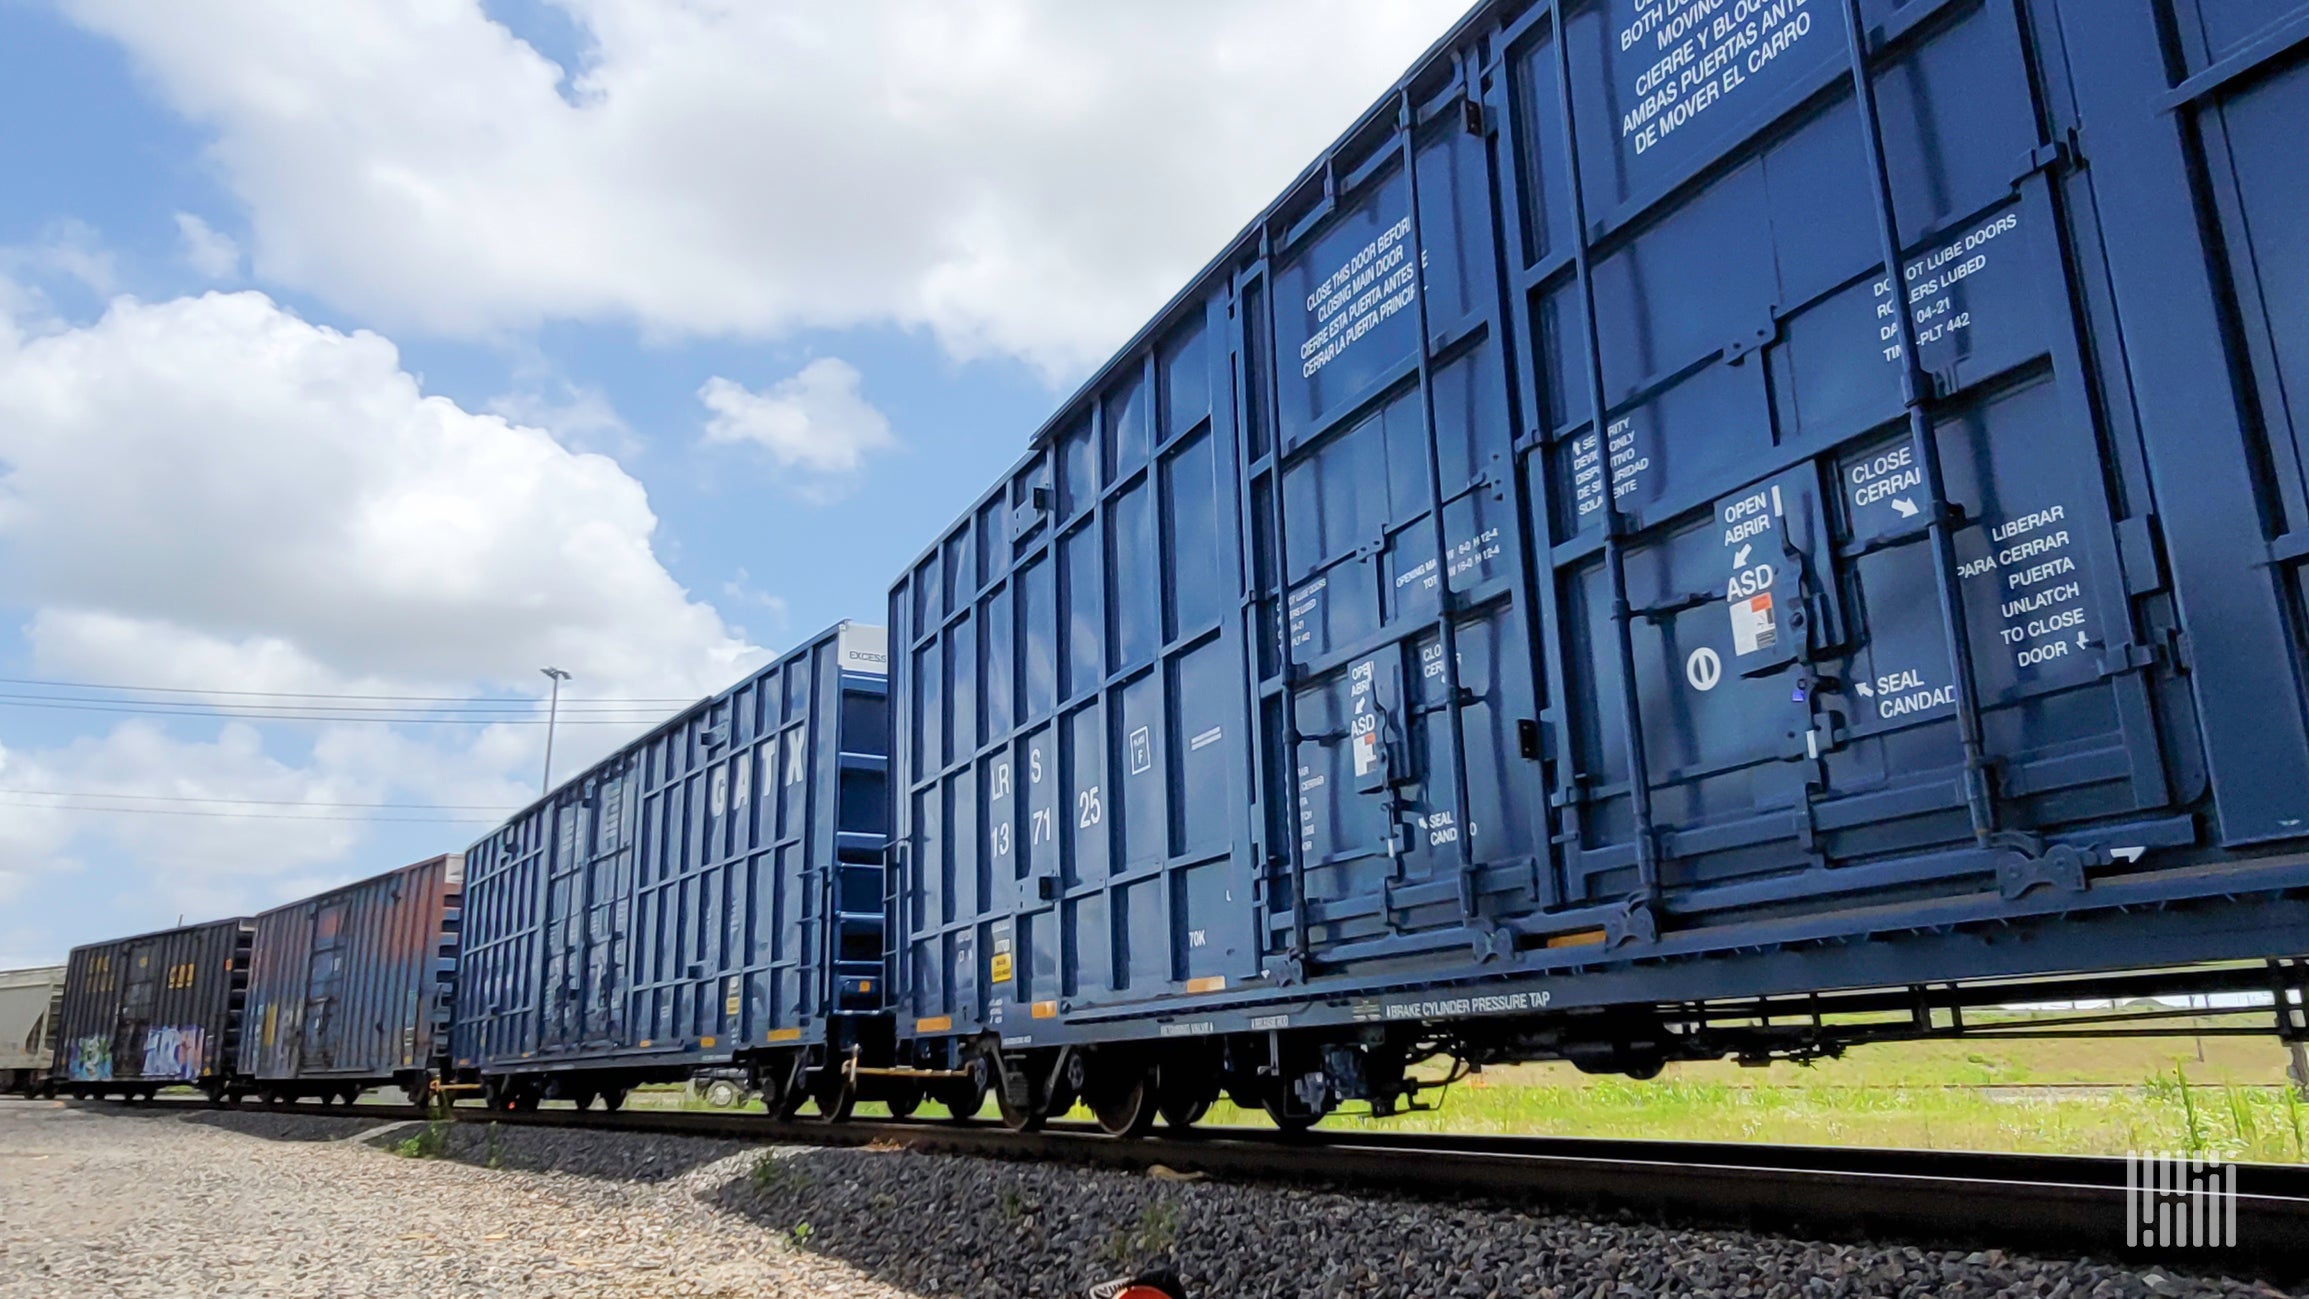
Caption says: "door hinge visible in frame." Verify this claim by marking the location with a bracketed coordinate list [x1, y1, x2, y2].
[1517, 718, 1543, 760]
[2015, 129, 2083, 187]
[2115, 515, 2168, 595]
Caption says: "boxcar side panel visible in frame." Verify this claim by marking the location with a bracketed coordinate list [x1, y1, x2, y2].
[53, 920, 251, 1088]
[240, 855, 461, 1084]
[453, 622, 889, 1079]
[891, 0, 2309, 1057]
[889, 293, 1262, 1043]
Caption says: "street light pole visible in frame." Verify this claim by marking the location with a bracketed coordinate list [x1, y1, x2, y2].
[540, 667, 572, 795]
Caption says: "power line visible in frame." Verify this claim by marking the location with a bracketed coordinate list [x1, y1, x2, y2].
[0, 690, 669, 716]
[0, 674, 699, 704]
[0, 787, 514, 812]
[0, 698, 666, 725]
[0, 796, 500, 825]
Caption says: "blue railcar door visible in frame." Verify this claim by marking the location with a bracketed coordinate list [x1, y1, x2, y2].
[299, 901, 345, 1072]
[538, 760, 635, 1057]
[1250, 70, 1551, 977]
[2061, 0, 2309, 845]
[1496, 0, 2195, 935]
[540, 796, 584, 1054]
[582, 767, 634, 1048]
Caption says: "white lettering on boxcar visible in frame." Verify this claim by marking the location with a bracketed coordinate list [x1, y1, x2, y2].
[1572, 416, 1652, 520]
[1959, 499, 2093, 672]
[1383, 989, 1551, 1021]
[1301, 216, 1418, 379]
[1447, 527, 1503, 581]
[1159, 1021, 1218, 1038]
[1618, 0, 1819, 157]
[1877, 210, 2021, 362]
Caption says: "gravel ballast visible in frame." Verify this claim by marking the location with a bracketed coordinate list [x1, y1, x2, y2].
[0, 1100, 902, 1298]
[0, 1099, 2296, 1298]
[721, 1146, 2296, 1299]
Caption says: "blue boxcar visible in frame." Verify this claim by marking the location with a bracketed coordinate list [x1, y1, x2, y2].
[887, 0, 2309, 1133]
[454, 622, 891, 1113]
[238, 854, 462, 1105]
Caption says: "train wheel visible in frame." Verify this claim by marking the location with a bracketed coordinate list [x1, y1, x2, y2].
[1090, 1069, 1159, 1140]
[403, 1082, 432, 1110]
[753, 1069, 787, 1118]
[1157, 1095, 1210, 1131]
[882, 1084, 923, 1120]
[992, 1054, 1046, 1134]
[1261, 1092, 1324, 1135]
[994, 1083, 1043, 1133]
[511, 1089, 541, 1113]
[810, 1072, 855, 1123]
[702, 1078, 744, 1109]
[1155, 1060, 1216, 1132]
[937, 1056, 991, 1123]
[485, 1078, 530, 1112]
[568, 1088, 598, 1112]
[599, 1087, 627, 1113]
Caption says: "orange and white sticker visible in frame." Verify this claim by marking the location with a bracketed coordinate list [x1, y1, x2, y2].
[1730, 592, 1776, 655]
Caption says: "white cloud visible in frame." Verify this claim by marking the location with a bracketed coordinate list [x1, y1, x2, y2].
[0, 289, 752, 695]
[0, 288, 760, 943]
[3, 221, 119, 299]
[173, 211, 241, 278]
[58, 0, 1470, 376]
[699, 357, 896, 494]
[487, 380, 635, 459]
[0, 724, 379, 924]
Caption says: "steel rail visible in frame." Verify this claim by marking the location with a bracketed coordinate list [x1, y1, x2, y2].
[46, 1096, 2309, 1282]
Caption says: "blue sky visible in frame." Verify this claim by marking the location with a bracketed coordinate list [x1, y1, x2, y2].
[0, 0, 1468, 964]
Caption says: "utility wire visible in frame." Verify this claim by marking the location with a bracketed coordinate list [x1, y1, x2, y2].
[0, 675, 698, 704]
[0, 787, 514, 812]
[0, 796, 500, 825]
[0, 691, 666, 716]
[0, 698, 663, 725]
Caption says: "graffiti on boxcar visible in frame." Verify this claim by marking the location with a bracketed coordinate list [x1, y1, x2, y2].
[142, 1025, 206, 1081]
[66, 1035, 112, 1081]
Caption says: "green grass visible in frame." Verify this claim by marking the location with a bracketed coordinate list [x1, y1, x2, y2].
[1177, 1018, 2309, 1163]
[389, 1118, 453, 1159]
[1198, 1073, 2307, 1163]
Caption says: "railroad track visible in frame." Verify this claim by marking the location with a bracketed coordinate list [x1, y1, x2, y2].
[57, 1096, 2309, 1282]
